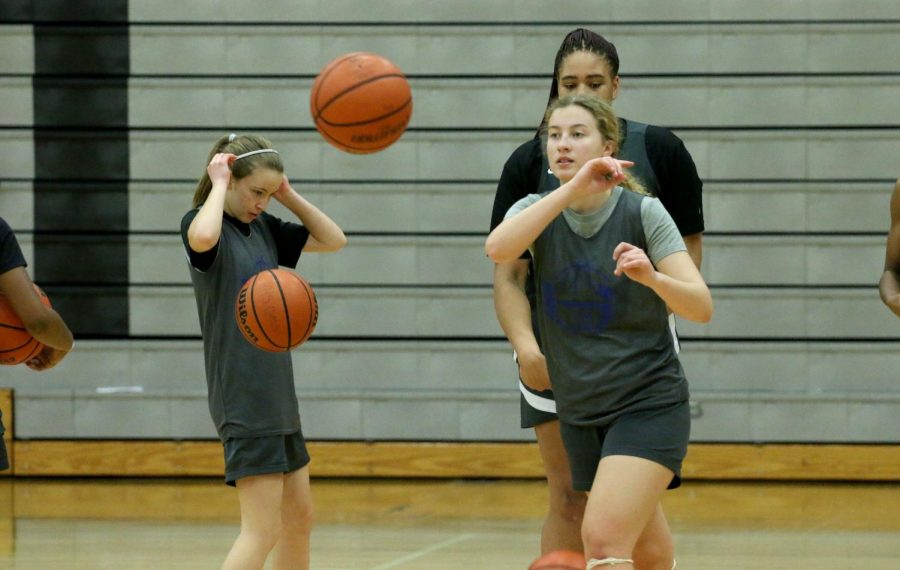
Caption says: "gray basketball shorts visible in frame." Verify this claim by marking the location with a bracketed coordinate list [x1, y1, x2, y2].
[560, 400, 691, 492]
[223, 428, 310, 486]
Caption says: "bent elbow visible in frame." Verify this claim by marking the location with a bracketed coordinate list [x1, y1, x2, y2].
[696, 299, 714, 323]
[484, 237, 511, 264]
[187, 231, 218, 253]
[328, 233, 348, 253]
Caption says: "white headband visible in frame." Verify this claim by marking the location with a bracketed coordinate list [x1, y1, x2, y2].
[234, 149, 279, 160]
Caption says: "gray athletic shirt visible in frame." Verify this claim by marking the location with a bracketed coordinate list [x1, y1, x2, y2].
[183, 212, 305, 440]
[504, 187, 689, 424]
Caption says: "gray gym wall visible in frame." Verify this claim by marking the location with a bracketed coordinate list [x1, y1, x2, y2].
[1, 0, 899, 443]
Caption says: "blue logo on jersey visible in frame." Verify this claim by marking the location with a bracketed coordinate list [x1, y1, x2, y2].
[237, 255, 276, 289]
[541, 261, 615, 334]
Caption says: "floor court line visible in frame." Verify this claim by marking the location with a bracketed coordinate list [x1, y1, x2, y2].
[367, 533, 477, 570]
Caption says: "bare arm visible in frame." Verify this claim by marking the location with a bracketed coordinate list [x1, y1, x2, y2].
[493, 260, 549, 391]
[486, 157, 631, 262]
[0, 266, 73, 370]
[187, 153, 231, 253]
[276, 177, 347, 253]
[614, 245, 713, 323]
[682, 232, 703, 270]
[879, 180, 900, 317]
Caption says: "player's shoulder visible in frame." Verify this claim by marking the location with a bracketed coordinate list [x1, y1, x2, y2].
[258, 211, 286, 229]
[635, 120, 685, 147]
[624, 118, 694, 165]
[181, 208, 200, 229]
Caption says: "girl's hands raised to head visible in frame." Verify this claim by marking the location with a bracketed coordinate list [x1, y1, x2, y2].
[569, 157, 633, 199]
[207, 153, 235, 187]
[613, 242, 656, 286]
[274, 174, 295, 203]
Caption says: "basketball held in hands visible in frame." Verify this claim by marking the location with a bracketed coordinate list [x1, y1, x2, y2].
[0, 284, 52, 365]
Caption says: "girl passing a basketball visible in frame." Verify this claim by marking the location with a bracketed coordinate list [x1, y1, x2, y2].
[486, 95, 712, 569]
[181, 133, 345, 570]
[489, 28, 705, 564]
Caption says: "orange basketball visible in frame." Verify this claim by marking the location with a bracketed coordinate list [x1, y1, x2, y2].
[310, 52, 412, 154]
[0, 284, 51, 366]
[235, 268, 318, 352]
[529, 550, 586, 570]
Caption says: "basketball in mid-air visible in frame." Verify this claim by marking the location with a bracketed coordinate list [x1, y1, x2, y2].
[529, 550, 586, 570]
[0, 284, 52, 365]
[235, 268, 318, 352]
[310, 52, 412, 154]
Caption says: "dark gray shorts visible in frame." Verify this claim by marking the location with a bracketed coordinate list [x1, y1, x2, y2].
[223, 429, 310, 487]
[560, 400, 691, 492]
[519, 382, 558, 428]
[514, 350, 558, 428]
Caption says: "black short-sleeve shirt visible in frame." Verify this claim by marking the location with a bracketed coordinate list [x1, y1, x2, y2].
[0, 217, 27, 276]
[181, 211, 310, 272]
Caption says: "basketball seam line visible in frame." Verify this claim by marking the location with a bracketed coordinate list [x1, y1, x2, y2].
[252, 270, 287, 350]
[273, 270, 292, 350]
[310, 52, 365, 115]
[314, 73, 409, 117]
[316, 97, 412, 128]
[286, 272, 316, 343]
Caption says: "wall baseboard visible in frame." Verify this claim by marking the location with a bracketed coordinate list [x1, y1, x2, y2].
[9, 439, 900, 481]
[4, 389, 898, 481]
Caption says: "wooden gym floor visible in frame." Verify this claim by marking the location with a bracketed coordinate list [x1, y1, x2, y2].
[1, 478, 899, 569]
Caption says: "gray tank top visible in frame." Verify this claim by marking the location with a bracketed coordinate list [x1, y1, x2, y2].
[531, 189, 688, 425]
[187, 217, 301, 440]
[531, 118, 662, 335]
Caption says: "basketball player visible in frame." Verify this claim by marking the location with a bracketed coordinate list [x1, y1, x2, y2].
[182, 134, 345, 570]
[489, 29, 704, 562]
[0, 216, 74, 471]
[486, 95, 712, 569]
[879, 179, 900, 316]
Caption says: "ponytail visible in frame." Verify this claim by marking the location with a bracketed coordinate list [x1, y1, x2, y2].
[191, 133, 284, 208]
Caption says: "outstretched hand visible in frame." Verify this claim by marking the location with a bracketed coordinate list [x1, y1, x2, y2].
[569, 156, 634, 198]
[207, 153, 235, 186]
[613, 242, 656, 286]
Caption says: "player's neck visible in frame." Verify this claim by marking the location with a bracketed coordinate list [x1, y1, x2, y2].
[569, 189, 611, 214]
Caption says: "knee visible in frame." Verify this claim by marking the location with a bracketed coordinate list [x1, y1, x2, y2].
[582, 526, 630, 564]
[633, 540, 674, 570]
[550, 487, 587, 523]
[546, 472, 586, 522]
[283, 500, 315, 533]
[242, 518, 283, 550]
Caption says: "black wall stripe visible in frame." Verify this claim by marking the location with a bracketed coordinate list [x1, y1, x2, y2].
[29, 1, 130, 336]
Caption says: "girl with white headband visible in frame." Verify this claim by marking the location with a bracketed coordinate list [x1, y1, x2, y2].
[181, 133, 346, 570]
